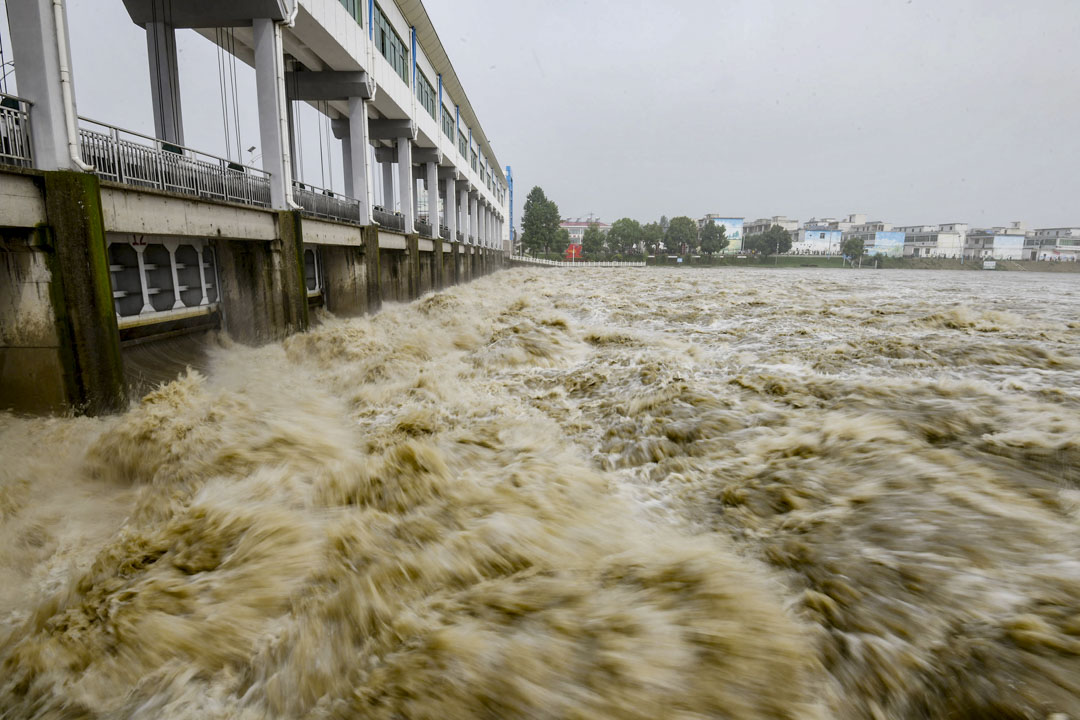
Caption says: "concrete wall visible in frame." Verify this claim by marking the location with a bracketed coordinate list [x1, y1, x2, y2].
[379, 248, 410, 303]
[321, 245, 368, 316]
[0, 229, 68, 413]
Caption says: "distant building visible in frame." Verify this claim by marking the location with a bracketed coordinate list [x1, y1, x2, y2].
[745, 216, 799, 237]
[964, 222, 1028, 260]
[697, 215, 744, 251]
[894, 223, 968, 258]
[792, 229, 843, 255]
[1027, 227, 1080, 261]
[843, 221, 905, 257]
[805, 214, 865, 233]
[560, 215, 611, 245]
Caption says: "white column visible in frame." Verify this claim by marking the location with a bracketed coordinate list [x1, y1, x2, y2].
[6, 0, 78, 170]
[458, 184, 469, 241]
[340, 134, 353, 198]
[133, 245, 154, 314]
[348, 97, 374, 225]
[469, 192, 479, 245]
[382, 160, 395, 209]
[426, 162, 438, 235]
[253, 18, 293, 210]
[195, 242, 209, 306]
[396, 138, 414, 233]
[146, 13, 184, 145]
[444, 176, 457, 241]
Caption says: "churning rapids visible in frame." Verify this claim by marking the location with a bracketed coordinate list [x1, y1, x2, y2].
[2, 267, 1079, 719]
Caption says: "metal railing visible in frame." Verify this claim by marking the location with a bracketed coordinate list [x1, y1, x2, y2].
[440, 224, 450, 240]
[77, 117, 271, 208]
[510, 256, 646, 267]
[373, 206, 405, 232]
[415, 218, 434, 238]
[456, 231, 464, 243]
[292, 181, 361, 224]
[0, 94, 33, 168]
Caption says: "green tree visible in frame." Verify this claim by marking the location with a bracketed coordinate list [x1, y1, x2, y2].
[554, 228, 571, 256]
[608, 218, 643, 257]
[581, 222, 605, 258]
[642, 222, 664, 255]
[699, 220, 730, 256]
[521, 186, 561, 255]
[762, 224, 793, 255]
[842, 236, 865, 260]
[666, 216, 698, 254]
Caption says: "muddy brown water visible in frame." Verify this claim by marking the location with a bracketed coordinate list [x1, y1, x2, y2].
[1, 267, 1078, 719]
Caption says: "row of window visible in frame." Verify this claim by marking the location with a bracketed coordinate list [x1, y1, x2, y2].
[374, 3, 409, 85]
[416, 71, 437, 120]
[442, 109, 455, 140]
[338, 0, 362, 25]
[342, 3, 504, 203]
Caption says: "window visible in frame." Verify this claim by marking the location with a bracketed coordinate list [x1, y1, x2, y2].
[416, 70, 436, 119]
[471, 148, 478, 171]
[374, 3, 409, 85]
[338, 0, 362, 25]
[442, 109, 455, 140]
[458, 131, 468, 157]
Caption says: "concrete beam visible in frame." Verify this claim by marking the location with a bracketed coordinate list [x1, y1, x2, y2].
[99, 185, 277, 240]
[369, 119, 417, 141]
[121, 0, 293, 27]
[413, 147, 442, 165]
[284, 70, 375, 101]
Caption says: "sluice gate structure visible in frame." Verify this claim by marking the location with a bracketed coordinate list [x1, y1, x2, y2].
[0, 0, 512, 415]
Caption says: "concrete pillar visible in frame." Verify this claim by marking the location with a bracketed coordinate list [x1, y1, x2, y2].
[348, 97, 374, 224]
[275, 211, 310, 334]
[382, 160, 395, 209]
[6, 0, 78, 170]
[339, 132, 353, 197]
[362, 224, 382, 313]
[432, 238, 444, 290]
[458, 183, 469, 242]
[253, 18, 293, 210]
[146, 10, 184, 145]
[406, 234, 420, 298]
[426, 162, 438, 234]
[41, 171, 126, 413]
[444, 176, 457, 241]
[469, 192, 479, 245]
[396, 138, 414, 233]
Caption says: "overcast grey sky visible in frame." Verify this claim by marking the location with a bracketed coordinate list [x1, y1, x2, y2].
[3, 0, 1078, 228]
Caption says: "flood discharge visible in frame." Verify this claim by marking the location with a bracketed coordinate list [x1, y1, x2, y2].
[2, 267, 1079, 719]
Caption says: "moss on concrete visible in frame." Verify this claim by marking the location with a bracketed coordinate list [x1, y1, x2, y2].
[42, 171, 126, 415]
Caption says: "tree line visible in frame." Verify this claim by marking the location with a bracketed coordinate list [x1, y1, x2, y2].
[519, 185, 830, 259]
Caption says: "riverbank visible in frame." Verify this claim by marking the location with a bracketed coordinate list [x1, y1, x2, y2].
[642, 254, 1080, 272]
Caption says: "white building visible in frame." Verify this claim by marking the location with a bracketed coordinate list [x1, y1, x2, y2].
[1027, 227, 1080, 261]
[560, 215, 611, 245]
[895, 223, 968, 258]
[745, 216, 799, 237]
[964, 222, 1028, 260]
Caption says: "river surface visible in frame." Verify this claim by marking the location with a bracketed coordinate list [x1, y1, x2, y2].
[1, 267, 1079, 719]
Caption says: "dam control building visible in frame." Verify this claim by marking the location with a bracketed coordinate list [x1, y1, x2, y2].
[1, 0, 512, 415]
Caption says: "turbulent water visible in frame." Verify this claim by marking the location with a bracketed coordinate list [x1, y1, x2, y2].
[2, 267, 1079, 719]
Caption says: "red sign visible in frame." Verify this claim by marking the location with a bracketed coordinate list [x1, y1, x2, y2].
[565, 243, 582, 260]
